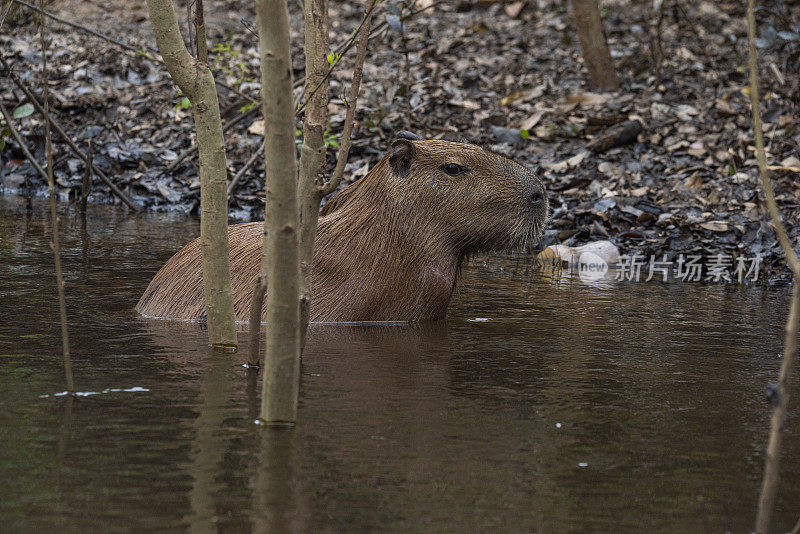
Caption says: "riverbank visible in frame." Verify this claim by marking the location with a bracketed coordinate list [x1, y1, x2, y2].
[1, 0, 798, 281]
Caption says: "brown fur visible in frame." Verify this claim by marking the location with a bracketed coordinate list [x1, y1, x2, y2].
[136, 139, 548, 323]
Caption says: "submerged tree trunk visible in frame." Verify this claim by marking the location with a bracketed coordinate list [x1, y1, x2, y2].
[146, 0, 237, 348]
[297, 0, 330, 345]
[254, 0, 302, 423]
[570, 0, 619, 90]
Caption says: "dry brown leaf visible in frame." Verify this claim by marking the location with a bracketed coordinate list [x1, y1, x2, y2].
[767, 165, 800, 173]
[248, 120, 264, 136]
[559, 92, 610, 108]
[501, 84, 545, 106]
[546, 152, 586, 172]
[504, 1, 524, 18]
[700, 221, 728, 232]
[519, 110, 545, 130]
[448, 99, 480, 110]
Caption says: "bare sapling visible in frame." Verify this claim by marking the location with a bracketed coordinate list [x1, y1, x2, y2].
[748, 1, 800, 532]
[570, 0, 619, 90]
[297, 0, 377, 342]
[39, 0, 73, 393]
[248, 0, 376, 386]
[253, 0, 301, 423]
[146, 0, 237, 348]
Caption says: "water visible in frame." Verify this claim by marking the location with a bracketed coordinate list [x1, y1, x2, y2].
[1, 197, 798, 532]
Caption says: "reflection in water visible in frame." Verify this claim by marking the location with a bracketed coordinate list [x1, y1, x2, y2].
[186, 350, 234, 533]
[0, 197, 798, 532]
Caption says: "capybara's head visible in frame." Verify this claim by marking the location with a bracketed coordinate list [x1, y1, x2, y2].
[361, 135, 549, 255]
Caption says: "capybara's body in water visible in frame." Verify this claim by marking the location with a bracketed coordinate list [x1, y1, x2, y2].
[136, 135, 549, 323]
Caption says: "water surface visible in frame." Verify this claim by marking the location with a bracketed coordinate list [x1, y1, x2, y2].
[1, 198, 797, 532]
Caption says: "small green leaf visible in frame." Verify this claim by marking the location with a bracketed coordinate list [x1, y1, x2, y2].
[239, 101, 258, 114]
[326, 52, 335, 65]
[12, 104, 34, 119]
[520, 129, 531, 141]
[179, 97, 191, 110]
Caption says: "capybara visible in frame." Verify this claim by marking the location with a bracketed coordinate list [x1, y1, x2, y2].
[136, 134, 549, 323]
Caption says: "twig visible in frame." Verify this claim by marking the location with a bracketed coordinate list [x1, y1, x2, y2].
[194, 0, 208, 65]
[166, 0, 402, 177]
[322, 0, 376, 196]
[296, 0, 385, 115]
[652, 0, 665, 85]
[1, 54, 139, 211]
[40, 0, 73, 394]
[0, 100, 49, 182]
[9, 0, 257, 104]
[749, 0, 800, 532]
[161, 104, 259, 175]
[11, 0, 154, 57]
[400, 1, 413, 127]
[81, 140, 92, 212]
[187, 1, 195, 59]
[227, 139, 264, 199]
[295, 0, 441, 116]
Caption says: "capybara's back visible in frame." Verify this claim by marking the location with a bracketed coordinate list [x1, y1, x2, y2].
[136, 222, 263, 321]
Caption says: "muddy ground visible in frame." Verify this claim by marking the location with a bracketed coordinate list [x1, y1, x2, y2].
[1, 0, 799, 281]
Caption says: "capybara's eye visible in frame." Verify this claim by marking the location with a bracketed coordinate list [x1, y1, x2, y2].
[441, 163, 465, 176]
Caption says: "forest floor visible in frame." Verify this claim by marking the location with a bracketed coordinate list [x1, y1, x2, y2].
[1, 0, 799, 282]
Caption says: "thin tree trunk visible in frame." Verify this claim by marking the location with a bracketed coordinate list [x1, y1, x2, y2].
[748, 0, 800, 531]
[297, 0, 377, 344]
[146, 0, 237, 348]
[570, 0, 619, 90]
[297, 0, 330, 345]
[254, 0, 301, 424]
[247, 276, 267, 367]
[40, 0, 73, 393]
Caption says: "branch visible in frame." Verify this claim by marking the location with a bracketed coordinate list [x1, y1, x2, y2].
[146, 0, 201, 98]
[745, 2, 800, 275]
[750, 0, 800, 532]
[9, 0, 257, 104]
[194, 0, 208, 65]
[161, 104, 259, 175]
[322, 0, 376, 196]
[296, 0, 440, 117]
[40, 0, 73, 394]
[0, 54, 139, 210]
[227, 139, 265, 199]
[0, 101, 49, 182]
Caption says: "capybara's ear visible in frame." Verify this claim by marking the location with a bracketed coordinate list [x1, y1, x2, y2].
[396, 130, 419, 141]
[390, 138, 414, 176]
